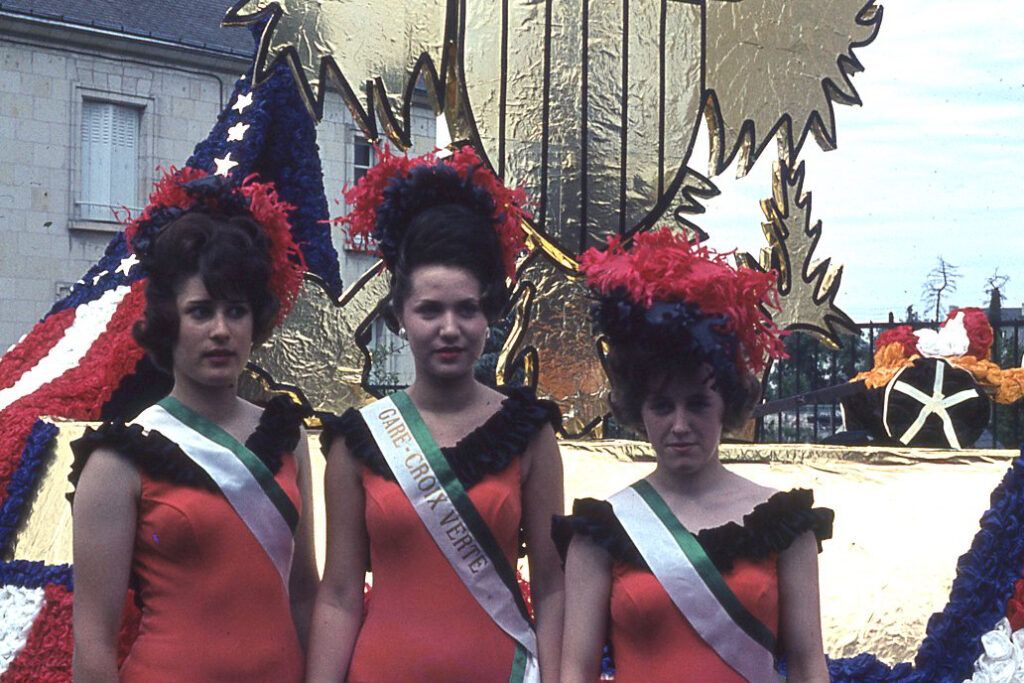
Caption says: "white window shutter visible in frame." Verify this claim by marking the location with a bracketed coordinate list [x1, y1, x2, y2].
[80, 100, 140, 221]
[109, 105, 139, 213]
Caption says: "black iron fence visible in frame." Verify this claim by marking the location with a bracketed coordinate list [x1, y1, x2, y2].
[756, 319, 1024, 447]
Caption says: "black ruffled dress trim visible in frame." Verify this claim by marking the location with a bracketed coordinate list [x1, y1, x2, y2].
[319, 387, 561, 489]
[552, 489, 834, 574]
[68, 396, 307, 499]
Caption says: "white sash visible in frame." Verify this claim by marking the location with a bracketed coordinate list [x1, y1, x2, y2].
[361, 393, 539, 683]
[132, 401, 295, 591]
[609, 483, 781, 683]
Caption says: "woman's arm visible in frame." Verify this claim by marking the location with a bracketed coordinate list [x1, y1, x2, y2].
[289, 428, 319, 652]
[521, 425, 565, 683]
[305, 439, 368, 683]
[778, 530, 830, 683]
[559, 536, 612, 683]
[72, 448, 140, 683]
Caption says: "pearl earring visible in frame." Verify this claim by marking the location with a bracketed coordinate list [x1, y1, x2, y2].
[398, 326, 408, 340]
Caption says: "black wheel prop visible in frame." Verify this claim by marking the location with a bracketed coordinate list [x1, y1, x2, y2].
[882, 358, 991, 449]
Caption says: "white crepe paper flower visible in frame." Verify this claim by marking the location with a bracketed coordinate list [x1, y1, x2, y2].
[964, 618, 1024, 683]
[915, 311, 970, 359]
[0, 585, 46, 672]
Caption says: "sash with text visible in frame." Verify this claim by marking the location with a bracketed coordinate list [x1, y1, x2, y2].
[361, 392, 539, 683]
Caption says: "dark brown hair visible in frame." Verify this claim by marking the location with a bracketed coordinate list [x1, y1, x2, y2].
[132, 212, 279, 372]
[388, 203, 509, 325]
[603, 339, 761, 433]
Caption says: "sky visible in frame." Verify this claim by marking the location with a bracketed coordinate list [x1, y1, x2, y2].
[693, 0, 1024, 323]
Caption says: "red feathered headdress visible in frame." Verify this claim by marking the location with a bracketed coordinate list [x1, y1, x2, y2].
[580, 228, 786, 375]
[124, 167, 305, 324]
[338, 146, 529, 278]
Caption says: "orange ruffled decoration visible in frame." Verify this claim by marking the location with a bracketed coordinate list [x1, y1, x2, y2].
[579, 228, 786, 375]
[852, 342, 916, 390]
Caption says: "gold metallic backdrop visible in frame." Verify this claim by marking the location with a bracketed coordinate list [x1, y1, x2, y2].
[498, 253, 610, 437]
[738, 160, 858, 349]
[460, 0, 704, 255]
[17, 425, 1014, 666]
[704, 0, 883, 176]
[224, 0, 448, 128]
[223, 0, 882, 431]
[243, 268, 391, 415]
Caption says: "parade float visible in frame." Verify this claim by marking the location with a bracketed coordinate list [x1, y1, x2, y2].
[3, 1, 1024, 680]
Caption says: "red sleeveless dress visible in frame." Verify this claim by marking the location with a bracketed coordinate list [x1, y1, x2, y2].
[322, 388, 559, 683]
[70, 397, 306, 682]
[554, 489, 833, 682]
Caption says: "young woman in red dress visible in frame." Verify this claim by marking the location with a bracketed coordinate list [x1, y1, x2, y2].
[556, 229, 833, 683]
[306, 148, 565, 683]
[71, 173, 318, 682]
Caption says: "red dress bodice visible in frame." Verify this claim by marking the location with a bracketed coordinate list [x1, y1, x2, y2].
[120, 455, 303, 682]
[609, 555, 779, 682]
[346, 462, 523, 683]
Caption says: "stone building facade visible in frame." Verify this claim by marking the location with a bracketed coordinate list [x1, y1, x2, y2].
[0, 2, 433, 386]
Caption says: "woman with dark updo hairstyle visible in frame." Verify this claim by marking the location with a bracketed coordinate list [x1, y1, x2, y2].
[555, 229, 833, 683]
[307, 148, 565, 683]
[70, 172, 317, 682]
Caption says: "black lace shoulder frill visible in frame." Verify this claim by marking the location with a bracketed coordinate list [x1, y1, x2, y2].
[552, 489, 834, 574]
[319, 387, 561, 489]
[68, 396, 307, 500]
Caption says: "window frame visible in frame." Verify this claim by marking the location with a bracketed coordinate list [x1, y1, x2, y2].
[69, 87, 154, 233]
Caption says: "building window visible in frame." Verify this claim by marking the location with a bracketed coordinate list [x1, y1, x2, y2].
[78, 100, 141, 222]
[345, 135, 377, 251]
[353, 135, 375, 183]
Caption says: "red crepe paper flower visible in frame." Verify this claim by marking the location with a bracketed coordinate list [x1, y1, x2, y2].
[338, 146, 529, 278]
[124, 167, 305, 324]
[1007, 578, 1024, 631]
[579, 228, 786, 374]
[947, 307, 994, 360]
[874, 325, 919, 357]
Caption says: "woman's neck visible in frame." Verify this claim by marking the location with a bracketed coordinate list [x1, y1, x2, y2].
[406, 373, 482, 414]
[168, 377, 242, 425]
[647, 452, 734, 501]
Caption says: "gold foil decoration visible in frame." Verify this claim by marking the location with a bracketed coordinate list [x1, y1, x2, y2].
[224, 0, 447, 129]
[243, 267, 390, 415]
[739, 160, 857, 349]
[224, 0, 881, 430]
[459, 0, 705, 256]
[500, 253, 609, 437]
[19, 426, 1017, 665]
[5, 419, 79, 564]
[704, 0, 883, 177]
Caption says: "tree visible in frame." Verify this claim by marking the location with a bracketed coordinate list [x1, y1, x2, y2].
[921, 257, 961, 322]
[985, 269, 1009, 306]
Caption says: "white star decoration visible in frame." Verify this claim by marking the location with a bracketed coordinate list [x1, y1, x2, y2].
[226, 122, 250, 142]
[231, 92, 254, 113]
[90, 270, 109, 286]
[214, 154, 239, 177]
[115, 253, 139, 276]
[887, 361, 979, 449]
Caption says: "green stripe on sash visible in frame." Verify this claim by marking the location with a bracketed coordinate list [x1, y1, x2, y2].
[631, 479, 776, 653]
[508, 643, 529, 683]
[158, 396, 299, 532]
[391, 391, 532, 622]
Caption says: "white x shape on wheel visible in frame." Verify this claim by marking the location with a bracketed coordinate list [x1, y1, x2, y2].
[887, 361, 978, 449]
